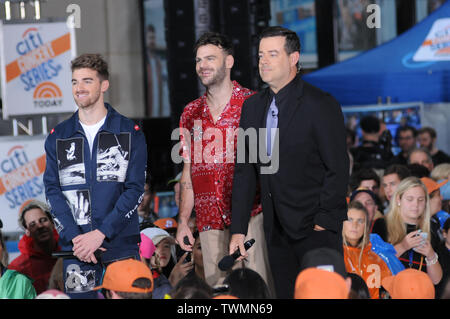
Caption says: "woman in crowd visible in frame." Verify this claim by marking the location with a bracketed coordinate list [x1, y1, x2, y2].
[140, 227, 176, 298]
[386, 176, 443, 286]
[342, 201, 392, 299]
[140, 227, 193, 298]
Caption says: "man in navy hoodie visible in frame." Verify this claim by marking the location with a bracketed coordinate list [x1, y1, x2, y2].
[43, 53, 147, 298]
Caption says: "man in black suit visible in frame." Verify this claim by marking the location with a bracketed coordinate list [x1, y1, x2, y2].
[229, 27, 349, 299]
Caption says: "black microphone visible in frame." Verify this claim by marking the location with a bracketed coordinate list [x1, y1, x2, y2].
[52, 249, 103, 261]
[218, 239, 255, 271]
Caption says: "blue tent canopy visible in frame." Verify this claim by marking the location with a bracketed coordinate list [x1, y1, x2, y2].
[303, 1, 450, 106]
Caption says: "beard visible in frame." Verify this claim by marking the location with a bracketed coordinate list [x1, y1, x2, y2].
[33, 227, 53, 244]
[74, 89, 101, 109]
[198, 61, 227, 87]
[424, 143, 433, 152]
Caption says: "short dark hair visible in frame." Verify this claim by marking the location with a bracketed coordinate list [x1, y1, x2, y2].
[71, 53, 109, 81]
[105, 278, 153, 299]
[398, 125, 417, 136]
[19, 201, 53, 230]
[418, 127, 437, 139]
[223, 268, 272, 299]
[350, 168, 380, 191]
[259, 26, 301, 70]
[383, 164, 411, 180]
[194, 32, 234, 56]
[360, 116, 380, 134]
[171, 273, 213, 299]
[259, 26, 301, 54]
[347, 273, 370, 299]
[406, 163, 430, 178]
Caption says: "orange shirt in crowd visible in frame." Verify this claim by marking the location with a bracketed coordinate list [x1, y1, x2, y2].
[343, 243, 392, 299]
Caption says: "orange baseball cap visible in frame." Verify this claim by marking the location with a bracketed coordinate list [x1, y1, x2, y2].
[93, 259, 153, 293]
[294, 268, 349, 299]
[420, 177, 448, 195]
[154, 217, 178, 230]
[381, 268, 435, 299]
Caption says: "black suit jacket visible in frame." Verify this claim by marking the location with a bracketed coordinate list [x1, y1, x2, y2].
[231, 76, 349, 242]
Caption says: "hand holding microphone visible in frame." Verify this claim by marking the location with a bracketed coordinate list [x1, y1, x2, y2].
[219, 238, 255, 271]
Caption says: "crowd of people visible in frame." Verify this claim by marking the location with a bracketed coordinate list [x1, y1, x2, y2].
[0, 26, 449, 300]
[1, 121, 449, 300]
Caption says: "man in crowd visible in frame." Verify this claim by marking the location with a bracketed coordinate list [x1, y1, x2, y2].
[176, 32, 273, 291]
[391, 126, 417, 165]
[418, 127, 450, 166]
[350, 115, 392, 171]
[408, 148, 434, 173]
[43, 53, 147, 298]
[381, 164, 411, 206]
[349, 168, 381, 196]
[8, 200, 60, 295]
[229, 26, 349, 298]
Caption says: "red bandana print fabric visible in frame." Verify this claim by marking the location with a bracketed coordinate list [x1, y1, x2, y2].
[179, 81, 262, 232]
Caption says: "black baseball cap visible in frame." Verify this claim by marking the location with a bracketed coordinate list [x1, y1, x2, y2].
[350, 187, 378, 204]
[300, 247, 348, 279]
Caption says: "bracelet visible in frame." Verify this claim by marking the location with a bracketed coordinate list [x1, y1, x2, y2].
[425, 253, 438, 266]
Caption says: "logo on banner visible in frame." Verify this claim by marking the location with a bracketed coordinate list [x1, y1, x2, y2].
[5, 27, 69, 92]
[0, 145, 46, 209]
[414, 18, 450, 61]
[33, 81, 63, 108]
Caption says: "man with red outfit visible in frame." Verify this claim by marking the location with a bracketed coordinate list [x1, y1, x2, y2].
[176, 32, 273, 291]
[9, 200, 60, 294]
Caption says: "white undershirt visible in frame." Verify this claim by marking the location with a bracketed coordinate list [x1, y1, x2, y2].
[80, 116, 106, 154]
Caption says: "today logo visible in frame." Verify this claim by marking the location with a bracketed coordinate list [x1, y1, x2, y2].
[33, 81, 63, 108]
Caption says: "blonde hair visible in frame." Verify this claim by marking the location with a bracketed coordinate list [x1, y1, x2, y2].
[343, 201, 370, 273]
[386, 176, 431, 245]
[431, 163, 450, 181]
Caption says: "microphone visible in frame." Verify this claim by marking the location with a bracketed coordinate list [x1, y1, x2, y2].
[52, 249, 103, 261]
[218, 239, 255, 271]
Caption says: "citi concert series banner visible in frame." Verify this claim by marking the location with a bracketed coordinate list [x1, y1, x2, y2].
[0, 20, 77, 119]
[0, 135, 47, 233]
[414, 18, 450, 62]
